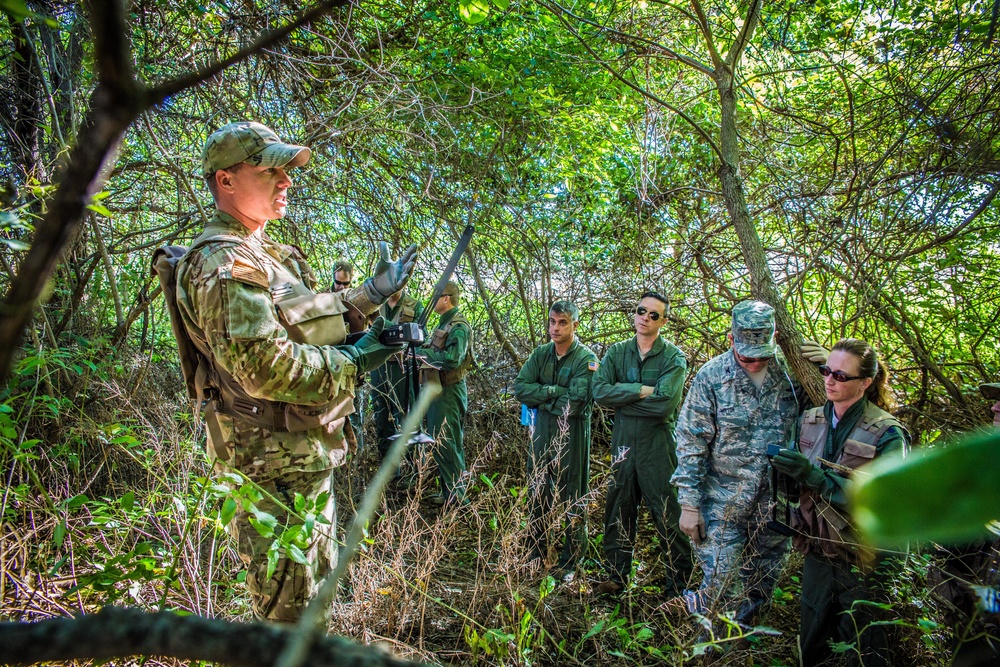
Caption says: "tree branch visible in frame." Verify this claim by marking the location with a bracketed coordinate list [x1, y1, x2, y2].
[0, 607, 421, 666]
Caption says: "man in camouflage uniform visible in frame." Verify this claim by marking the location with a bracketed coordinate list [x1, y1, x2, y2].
[593, 291, 694, 596]
[671, 300, 802, 624]
[416, 280, 473, 506]
[371, 290, 424, 461]
[514, 300, 598, 577]
[174, 121, 415, 622]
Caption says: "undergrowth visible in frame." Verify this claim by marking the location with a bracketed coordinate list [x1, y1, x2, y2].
[0, 341, 954, 665]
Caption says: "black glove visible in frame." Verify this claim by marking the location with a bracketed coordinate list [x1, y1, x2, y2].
[340, 317, 405, 374]
[772, 449, 825, 489]
[362, 242, 417, 304]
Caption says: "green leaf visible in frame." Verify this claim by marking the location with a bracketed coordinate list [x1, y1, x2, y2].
[120, 491, 134, 512]
[87, 203, 113, 218]
[1, 238, 30, 251]
[287, 544, 308, 565]
[220, 497, 237, 526]
[249, 511, 277, 538]
[67, 494, 89, 508]
[459, 0, 489, 25]
[492, 0, 509, 9]
[0, 0, 58, 27]
[265, 543, 279, 580]
[53, 519, 66, 549]
[853, 430, 1000, 547]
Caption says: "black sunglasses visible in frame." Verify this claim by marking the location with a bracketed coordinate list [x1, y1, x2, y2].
[333, 279, 351, 287]
[634, 306, 663, 321]
[819, 365, 866, 382]
[735, 349, 772, 364]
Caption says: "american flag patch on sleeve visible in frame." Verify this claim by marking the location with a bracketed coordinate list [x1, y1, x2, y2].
[588, 360, 599, 371]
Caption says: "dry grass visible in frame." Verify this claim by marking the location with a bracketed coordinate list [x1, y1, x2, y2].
[0, 356, 955, 666]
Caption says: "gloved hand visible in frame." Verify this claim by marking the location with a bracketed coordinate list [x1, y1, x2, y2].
[800, 339, 830, 365]
[772, 449, 825, 489]
[340, 317, 405, 374]
[363, 242, 418, 304]
[679, 505, 706, 544]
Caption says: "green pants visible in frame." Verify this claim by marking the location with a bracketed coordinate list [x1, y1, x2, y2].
[425, 380, 468, 503]
[603, 438, 693, 592]
[800, 553, 893, 667]
[527, 418, 589, 569]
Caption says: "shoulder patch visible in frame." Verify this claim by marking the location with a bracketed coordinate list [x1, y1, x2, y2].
[588, 360, 599, 372]
[231, 258, 270, 290]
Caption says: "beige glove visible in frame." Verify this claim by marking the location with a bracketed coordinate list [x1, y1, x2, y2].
[800, 339, 829, 365]
[679, 505, 706, 544]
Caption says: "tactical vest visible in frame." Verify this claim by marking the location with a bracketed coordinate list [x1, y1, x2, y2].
[152, 230, 355, 433]
[791, 401, 906, 561]
[387, 295, 419, 323]
[427, 311, 475, 387]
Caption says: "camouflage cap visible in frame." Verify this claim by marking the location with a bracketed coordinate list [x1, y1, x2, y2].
[441, 280, 460, 300]
[981, 383, 1000, 401]
[201, 121, 311, 178]
[731, 300, 777, 358]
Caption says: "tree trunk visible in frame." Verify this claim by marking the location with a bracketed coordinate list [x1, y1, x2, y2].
[711, 2, 826, 406]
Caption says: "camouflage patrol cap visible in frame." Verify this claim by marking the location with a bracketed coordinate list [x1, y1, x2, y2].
[441, 280, 460, 300]
[201, 121, 311, 178]
[981, 383, 1000, 401]
[731, 300, 777, 358]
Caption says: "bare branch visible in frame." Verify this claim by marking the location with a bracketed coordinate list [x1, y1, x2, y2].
[0, 606, 421, 666]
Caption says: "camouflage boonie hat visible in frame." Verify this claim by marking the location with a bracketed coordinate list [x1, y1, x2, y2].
[201, 121, 311, 178]
[441, 280, 460, 300]
[981, 383, 1000, 401]
[731, 300, 777, 358]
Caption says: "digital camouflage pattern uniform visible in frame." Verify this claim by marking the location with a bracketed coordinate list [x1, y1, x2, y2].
[514, 338, 598, 570]
[418, 297, 473, 504]
[370, 294, 424, 459]
[671, 322, 801, 620]
[593, 336, 694, 592]
[176, 210, 356, 622]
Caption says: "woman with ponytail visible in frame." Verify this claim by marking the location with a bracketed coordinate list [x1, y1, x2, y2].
[772, 338, 909, 667]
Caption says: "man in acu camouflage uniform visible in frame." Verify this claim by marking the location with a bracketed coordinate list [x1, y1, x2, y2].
[416, 280, 474, 506]
[514, 300, 598, 578]
[671, 300, 803, 624]
[593, 291, 694, 596]
[175, 121, 415, 623]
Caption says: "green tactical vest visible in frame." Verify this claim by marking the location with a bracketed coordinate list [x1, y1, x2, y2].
[428, 311, 475, 387]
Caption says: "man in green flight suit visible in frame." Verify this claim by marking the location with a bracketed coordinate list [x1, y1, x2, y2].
[371, 289, 425, 461]
[416, 280, 474, 505]
[593, 291, 694, 596]
[514, 300, 598, 578]
[173, 121, 415, 622]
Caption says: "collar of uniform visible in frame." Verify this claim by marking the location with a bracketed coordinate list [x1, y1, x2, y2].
[209, 210, 254, 238]
[260, 234, 292, 262]
[631, 335, 664, 357]
[547, 337, 579, 358]
[438, 306, 459, 328]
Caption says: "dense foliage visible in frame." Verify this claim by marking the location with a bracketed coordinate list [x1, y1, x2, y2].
[2, 0, 998, 665]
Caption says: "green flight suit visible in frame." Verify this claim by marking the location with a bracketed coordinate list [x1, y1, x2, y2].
[514, 338, 598, 569]
[370, 295, 424, 459]
[593, 336, 693, 592]
[417, 307, 472, 503]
